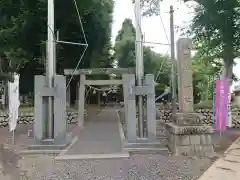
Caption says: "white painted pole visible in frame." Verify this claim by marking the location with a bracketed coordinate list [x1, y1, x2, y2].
[135, 0, 144, 137]
[47, 0, 55, 138]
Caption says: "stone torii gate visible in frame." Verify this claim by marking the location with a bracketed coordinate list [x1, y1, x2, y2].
[64, 68, 134, 127]
[64, 68, 157, 143]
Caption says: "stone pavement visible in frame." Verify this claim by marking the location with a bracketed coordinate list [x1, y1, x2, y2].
[63, 108, 123, 155]
[198, 137, 240, 180]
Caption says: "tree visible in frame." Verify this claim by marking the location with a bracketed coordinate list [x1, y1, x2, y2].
[0, 0, 114, 93]
[184, 0, 240, 81]
[114, 18, 171, 93]
[114, 19, 136, 68]
[191, 52, 220, 102]
[132, 0, 162, 16]
[138, 0, 240, 81]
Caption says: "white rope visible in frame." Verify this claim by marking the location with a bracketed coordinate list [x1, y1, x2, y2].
[72, 0, 87, 45]
[133, 2, 171, 83]
[154, 3, 171, 82]
[66, 0, 88, 89]
[66, 46, 87, 89]
[155, 49, 169, 81]
[159, 7, 170, 43]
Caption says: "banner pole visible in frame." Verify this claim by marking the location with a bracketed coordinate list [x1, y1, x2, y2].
[211, 85, 216, 129]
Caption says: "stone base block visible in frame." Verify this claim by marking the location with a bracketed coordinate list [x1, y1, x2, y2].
[174, 112, 202, 126]
[166, 122, 214, 156]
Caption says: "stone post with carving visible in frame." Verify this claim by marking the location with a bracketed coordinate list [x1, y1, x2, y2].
[165, 38, 214, 156]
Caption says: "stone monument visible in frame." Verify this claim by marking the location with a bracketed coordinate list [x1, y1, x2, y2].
[165, 38, 214, 156]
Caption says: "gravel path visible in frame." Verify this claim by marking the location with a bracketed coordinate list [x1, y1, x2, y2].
[5, 153, 212, 180]
[1, 106, 237, 180]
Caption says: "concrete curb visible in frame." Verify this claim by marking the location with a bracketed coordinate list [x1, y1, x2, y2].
[116, 109, 127, 148]
[198, 136, 240, 180]
[56, 136, 78, 157]
[55, 152, 130, 160]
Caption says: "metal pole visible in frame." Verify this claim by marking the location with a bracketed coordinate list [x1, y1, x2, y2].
[46, 0, 55, 139]
[170, 6, 177, 119]
[135, 0, 144, 137]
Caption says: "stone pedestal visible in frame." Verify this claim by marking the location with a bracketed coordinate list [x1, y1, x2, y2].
[166, 113, 214, 156]
[32, 75, 71, 150]
[166, 38, 214, 156]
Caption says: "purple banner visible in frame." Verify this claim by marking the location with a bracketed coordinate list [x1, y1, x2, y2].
[214, 79, 229, 131]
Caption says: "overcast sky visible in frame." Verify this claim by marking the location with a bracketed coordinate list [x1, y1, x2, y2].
[112, 0, 240, 87]
[112, 0, 195, 53]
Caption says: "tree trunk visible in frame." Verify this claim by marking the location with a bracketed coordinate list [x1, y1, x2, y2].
[221, 54, 233, 127]
[221, 62, 233, 82]
[200, 80, 209, 102]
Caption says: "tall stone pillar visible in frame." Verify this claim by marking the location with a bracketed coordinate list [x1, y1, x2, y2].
[78, 74, 85, 127]
[176, 38, 194, 113]
[166, 38, 214, 156]
[75, 81, 79, 106]
[123, 74, 137, 143]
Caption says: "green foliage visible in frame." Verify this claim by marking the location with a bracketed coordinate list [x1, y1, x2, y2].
[0, 0, 114, 71]
[114, 19, 136, 68]
[132, 0, 161, 16]
[114, 18, 171, 92]
[192, 52, 220, 102]
[194, 100, 213, 109]
[139, 0, 240, 89]
[186, 0, 240, 79]
[0, 0, 114, 90]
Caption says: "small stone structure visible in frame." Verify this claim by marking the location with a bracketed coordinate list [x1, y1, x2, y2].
[34, 75, 68, 146]
[165, 38, 214, 156]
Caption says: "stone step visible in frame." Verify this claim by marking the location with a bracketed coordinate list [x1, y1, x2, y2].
[41, 139, 55, 145]
[124, 143, 169, 155]
[156, 135, 166, 138]
[28, 139, 70, 151]
[28, 144, 68, 151]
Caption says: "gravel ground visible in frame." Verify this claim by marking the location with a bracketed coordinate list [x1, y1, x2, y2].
[0, 106, 239, 180]
[0, 153, 213, 180]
